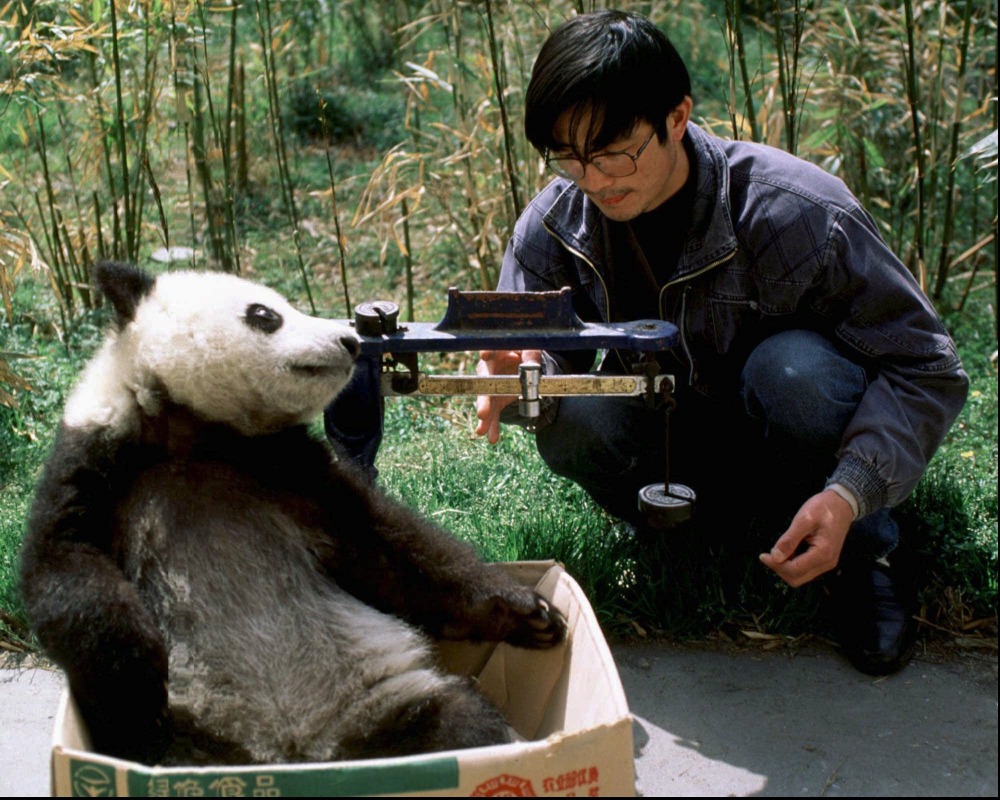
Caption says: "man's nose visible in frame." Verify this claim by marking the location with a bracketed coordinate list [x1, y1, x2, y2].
[576, 164, 615, 193]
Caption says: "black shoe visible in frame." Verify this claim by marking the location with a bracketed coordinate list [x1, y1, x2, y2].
[830, 555, 918, 676]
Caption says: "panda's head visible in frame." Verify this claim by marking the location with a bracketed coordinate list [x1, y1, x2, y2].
[65, 262, 360, 437]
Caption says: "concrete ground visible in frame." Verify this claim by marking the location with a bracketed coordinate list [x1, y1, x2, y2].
[616, 639, 997, 797]
[2, 640, 996, 797]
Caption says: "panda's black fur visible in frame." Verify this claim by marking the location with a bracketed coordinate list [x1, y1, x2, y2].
[19, 261, 565, 766]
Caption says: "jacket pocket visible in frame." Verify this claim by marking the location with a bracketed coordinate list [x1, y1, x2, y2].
[706, 296, 766, 356]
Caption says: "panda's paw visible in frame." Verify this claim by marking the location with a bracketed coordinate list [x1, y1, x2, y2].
[500, 591, 567, 649]
[437, 584, 567, 647]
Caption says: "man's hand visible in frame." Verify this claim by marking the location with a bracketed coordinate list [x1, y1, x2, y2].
[759, 489, 855, 587]
[474, 349, 542, 444]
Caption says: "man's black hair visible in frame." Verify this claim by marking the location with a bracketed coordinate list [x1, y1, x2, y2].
[524, 9, 692, 159]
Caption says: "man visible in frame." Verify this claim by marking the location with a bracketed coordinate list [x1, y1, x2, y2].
[474, 9, 968, 675]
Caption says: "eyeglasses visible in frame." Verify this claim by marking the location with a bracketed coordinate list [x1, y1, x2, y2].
[545, 129, 657, 181]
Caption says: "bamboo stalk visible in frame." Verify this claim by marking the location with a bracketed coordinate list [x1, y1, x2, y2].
[145, 152, 170, 254]
[235, 61, 249, 196]
[14, 202, 69, 335]
[254, 0, 316, 312]
[54, 105, 92, 307]
[191, 77, 227, 267]
[483, 0, 523, 222]
[772, 0, 804, 155]
[186, 2, 237, 272]
[725, 0, 760, 142]
[401, 196, 415, 322]
[129, 12, 162, 265]
[31, 113, 74, 315]
[319, 91, 353, 317]
[722, 2, 741, 140]
[108, 0, 136, 261]
[733, 0, 760, 143]
[92, 192, 108, 263]
[87, 50, 123, 259]
[170, 10, 202, 269]
[50, 104, 93, 308]
[932, 0, 974, 301]
[902, 0, 927, 286]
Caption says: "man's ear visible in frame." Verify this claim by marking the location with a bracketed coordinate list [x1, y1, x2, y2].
[667, 96, 693, 141]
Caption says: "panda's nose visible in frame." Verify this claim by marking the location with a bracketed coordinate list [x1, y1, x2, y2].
[341, 335, 361, 361]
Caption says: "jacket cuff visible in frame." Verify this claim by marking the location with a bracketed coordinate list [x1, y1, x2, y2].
[826, 483, 860, 519]
[827, 455, 888, 520]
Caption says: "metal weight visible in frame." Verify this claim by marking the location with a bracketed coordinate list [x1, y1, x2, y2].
[638, 483, 696, 528]
[354, 300, 400, 337]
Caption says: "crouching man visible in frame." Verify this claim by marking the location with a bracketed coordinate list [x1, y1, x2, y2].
[475, 10, 968, 675]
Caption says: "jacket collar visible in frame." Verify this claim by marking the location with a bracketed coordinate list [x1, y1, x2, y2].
[540, 122, 738, 281]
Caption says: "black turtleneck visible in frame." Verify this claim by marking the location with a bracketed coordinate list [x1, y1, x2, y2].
[607, 133, 698, 322]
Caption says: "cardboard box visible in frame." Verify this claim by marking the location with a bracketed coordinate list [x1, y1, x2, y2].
[50, 561, 635, 797]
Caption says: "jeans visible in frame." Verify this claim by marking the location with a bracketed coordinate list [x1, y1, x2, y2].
[535, 330, 899, 561]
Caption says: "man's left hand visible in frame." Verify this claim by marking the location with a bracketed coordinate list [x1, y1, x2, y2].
[759, 489, 855, 587]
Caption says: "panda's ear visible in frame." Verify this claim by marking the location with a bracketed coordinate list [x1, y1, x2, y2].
[94, 261, 155, 326]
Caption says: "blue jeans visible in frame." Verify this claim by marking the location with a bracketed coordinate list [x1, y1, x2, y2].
[535, 330, 898, 561]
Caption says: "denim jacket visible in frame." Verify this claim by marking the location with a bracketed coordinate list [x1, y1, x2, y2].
[498, 123, 968, 518]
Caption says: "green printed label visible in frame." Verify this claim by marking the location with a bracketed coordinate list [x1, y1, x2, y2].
[114, 756, 461, 797]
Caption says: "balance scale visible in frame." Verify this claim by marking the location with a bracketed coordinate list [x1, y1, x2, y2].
[327, 287, 695, 528]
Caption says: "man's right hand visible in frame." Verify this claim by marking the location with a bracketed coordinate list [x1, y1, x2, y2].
[474, 349, 542, 444]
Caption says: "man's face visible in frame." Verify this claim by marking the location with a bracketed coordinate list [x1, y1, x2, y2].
[549, 98, 692, 222]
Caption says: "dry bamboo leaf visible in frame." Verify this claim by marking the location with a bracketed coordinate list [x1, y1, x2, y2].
[0, 382, 21, 409]
[404, 61, 453, 93]
[948, 233, 996, 270]
[740, 630, 784, 641]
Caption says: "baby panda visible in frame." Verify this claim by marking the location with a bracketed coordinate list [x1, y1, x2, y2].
[19, 261, 565, 766]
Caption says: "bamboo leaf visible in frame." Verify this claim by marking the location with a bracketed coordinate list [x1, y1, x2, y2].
[862, 137, 886, 170]
[404, 61, 453, 92]
[961, 130, 997, 163]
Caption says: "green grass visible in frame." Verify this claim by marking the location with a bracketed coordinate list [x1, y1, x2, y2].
[896, 319, 999, 632]
[375, 397, 646, 631]
[0, 306, 107, 647]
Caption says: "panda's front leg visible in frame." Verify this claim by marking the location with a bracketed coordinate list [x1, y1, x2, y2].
[20, 542, 171, 763]
[324, 463, 567, 648]
[19, 429, 171, 765]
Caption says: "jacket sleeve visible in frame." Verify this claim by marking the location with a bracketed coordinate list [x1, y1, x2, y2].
[816, 206, 969, 518]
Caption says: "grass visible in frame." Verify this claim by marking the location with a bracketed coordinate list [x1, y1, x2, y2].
[897, 316, 999, 634]
[0, 301, 107, 648]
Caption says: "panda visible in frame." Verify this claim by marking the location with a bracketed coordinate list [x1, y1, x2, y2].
[19, 260, 566, 766]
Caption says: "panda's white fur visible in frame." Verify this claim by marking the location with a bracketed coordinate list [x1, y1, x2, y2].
[20, 262, 565, 766]
[64, 270, 356, 437]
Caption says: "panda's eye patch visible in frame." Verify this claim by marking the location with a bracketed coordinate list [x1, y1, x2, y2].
[244, 303, 283, 334]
